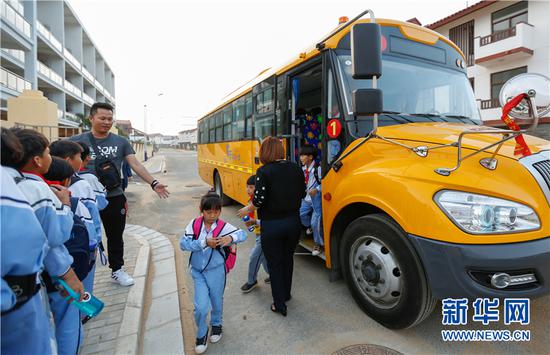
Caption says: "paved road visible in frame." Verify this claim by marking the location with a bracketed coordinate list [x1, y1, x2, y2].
[127, 149, 550, 355]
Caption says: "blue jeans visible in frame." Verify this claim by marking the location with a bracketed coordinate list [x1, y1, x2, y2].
[299, 193, 323, 246]
[191, 265, 225, 338]
[247, 235, 269, 284]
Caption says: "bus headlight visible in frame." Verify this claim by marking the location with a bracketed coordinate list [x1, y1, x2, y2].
[434, 190, 540, 234]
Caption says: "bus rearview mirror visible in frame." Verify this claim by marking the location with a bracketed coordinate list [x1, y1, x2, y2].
[351, 23, 382, 79]
[353, 89, 383, 116]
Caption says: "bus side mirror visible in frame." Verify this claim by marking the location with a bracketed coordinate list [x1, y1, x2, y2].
[351, 23, 382, 79]
[353, 89, 383, 116]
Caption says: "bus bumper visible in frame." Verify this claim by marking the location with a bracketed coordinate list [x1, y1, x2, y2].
[408, 234, 550, 299]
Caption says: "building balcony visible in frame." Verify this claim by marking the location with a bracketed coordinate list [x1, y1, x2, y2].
[0, 47, 24, 66]
[1, 0, 31, 40]
[82, 92, 94, 106]
[1, 67, 31, 94]
[64, 48, 82, 71]
[64, 79, 82, 99]
[82, 66, 95, 84]
[474, 22, 534, 67]
[36, 21, 63, 53]
[37, 61, 63, 87]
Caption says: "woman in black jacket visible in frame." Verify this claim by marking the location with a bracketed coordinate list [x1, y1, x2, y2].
[238, 137, 305, 316]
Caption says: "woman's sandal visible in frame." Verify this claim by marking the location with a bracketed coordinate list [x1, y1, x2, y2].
[271, 304, 287, 317]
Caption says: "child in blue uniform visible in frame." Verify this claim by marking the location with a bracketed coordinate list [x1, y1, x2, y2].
[299, 145, 324, 256]
[1, 128, 51, 354]
[240, 175, 269, 293]
[50, 140, 103, 294]
[10, 128, 84, 352]
[180, 193, 247, 354]
[43, 156, 95, 355]
[76, 142, 108, 210]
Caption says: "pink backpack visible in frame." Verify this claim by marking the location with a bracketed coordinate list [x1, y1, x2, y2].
[192, 217, 237, 273]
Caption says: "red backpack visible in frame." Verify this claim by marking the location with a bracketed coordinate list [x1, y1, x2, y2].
[192, 217, 237, 273]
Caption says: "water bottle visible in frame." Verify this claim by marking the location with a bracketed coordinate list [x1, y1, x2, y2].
[242, 215, 256, 232]
[54, 278, 104, 318]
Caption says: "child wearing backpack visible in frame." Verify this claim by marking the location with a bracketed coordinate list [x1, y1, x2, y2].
[43, 157, 96, 355]
[299, 145, 324, 256]
[179, 192, 246, 354]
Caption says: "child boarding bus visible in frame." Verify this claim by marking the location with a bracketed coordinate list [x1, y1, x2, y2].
[196, 11, 550, 329]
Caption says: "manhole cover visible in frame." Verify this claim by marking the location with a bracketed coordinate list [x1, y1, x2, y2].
[333, 344, 402, 355]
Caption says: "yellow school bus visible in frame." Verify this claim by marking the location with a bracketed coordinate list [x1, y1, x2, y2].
[197, 12, 550, 329]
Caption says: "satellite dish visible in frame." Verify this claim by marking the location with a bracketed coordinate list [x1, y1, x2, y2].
[499, 73, 550, 120]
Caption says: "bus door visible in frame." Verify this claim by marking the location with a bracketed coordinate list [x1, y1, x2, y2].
[287, 61, 324, 165]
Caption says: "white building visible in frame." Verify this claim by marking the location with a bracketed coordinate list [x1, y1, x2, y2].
[177, 128, 197, 150]
[426, 0, 549, 139]
[1, 0, 115, 127]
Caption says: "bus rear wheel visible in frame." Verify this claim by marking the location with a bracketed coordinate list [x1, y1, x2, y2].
[340, 214, 436, 329]
[214, 172, 232, 206]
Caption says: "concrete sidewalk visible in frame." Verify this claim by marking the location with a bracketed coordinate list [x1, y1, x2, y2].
[80, 225, 183, 354]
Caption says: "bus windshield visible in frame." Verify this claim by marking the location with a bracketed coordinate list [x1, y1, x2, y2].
[336, 53, 481, 137]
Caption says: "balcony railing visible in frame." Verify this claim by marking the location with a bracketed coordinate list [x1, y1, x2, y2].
[64, 80, 82, 98]
[37, 61, 63, 86]
[0, 67, 31, 93]
[1, 47, 24, 63]
[6, 0, 22, 15]
[1, 0, 31, 39]
[94, 79, 104, 93]
[65, 112, 80, 123]
[480, 27, 517, 46]
[36, 21, 63, 52]
[480, 98, 501, 110]
[82, 66, 94, 83]
[82, 92, 94, 106]
[64, 48, 82, 71]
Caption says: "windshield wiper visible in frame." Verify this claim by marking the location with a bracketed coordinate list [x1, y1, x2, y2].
[442, 114, 470, 119]
[409, 113, 440, 117]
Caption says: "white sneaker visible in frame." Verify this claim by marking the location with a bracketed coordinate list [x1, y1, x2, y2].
[195, 333, 208, 354]
[210, 325, 222, 343]
[111, 269, 135, 286]
[312, 246, 321, 256]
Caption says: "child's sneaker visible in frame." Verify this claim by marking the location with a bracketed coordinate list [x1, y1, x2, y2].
[305, 227, 313, 236]
[195, 331, 208, 354]
[240, 281, 258, 293]
[210, 325, 222, 343]
[111, 269, 135, 286]
[312, 245, 321, 256]
[264, 277, 271, 284]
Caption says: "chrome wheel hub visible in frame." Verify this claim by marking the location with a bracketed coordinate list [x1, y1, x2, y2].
[349, 236, 403, 309]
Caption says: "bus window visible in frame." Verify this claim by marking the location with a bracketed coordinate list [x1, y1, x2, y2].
[256, 88, 274, 114]
[223, 107, 232, 141]
[232, 98, 245, 140]
[245, 94, 253, 138]
[215, 112, 223, 142]
[208, 116, 215, 143]
[326, 66, 343, 164]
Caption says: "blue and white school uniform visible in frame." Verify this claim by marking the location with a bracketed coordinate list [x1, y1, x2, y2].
[18, 171, 74, 277]
[70, 175, 102, 294]
[180, 220, 246, 338]
[1, 167, 51, 355]
[79, 170, 108, 211]
[48, 199, 94, 355]
[299, 163, 323, 246]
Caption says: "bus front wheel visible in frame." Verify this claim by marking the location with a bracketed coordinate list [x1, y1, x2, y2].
[340, 214, 436, 329]
[214, 172, 232, 206]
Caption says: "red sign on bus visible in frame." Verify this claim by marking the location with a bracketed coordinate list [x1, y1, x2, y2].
[327, 119, 342, 138]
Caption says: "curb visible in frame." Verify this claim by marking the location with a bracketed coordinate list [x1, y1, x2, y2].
[117, 224, 184, 355]
[114, 230, 150, 354]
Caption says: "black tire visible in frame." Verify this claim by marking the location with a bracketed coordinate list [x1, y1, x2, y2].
[213, 172, 232, 206]
[340, 213, 436, 329]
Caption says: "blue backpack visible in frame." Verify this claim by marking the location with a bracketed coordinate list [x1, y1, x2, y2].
[66, 196, 91, 281]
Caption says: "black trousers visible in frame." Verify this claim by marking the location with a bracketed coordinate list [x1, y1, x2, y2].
[100, 194, 127, 271]
[261, 214, 301, 310]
